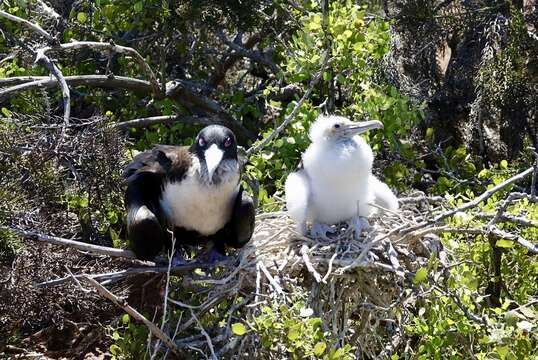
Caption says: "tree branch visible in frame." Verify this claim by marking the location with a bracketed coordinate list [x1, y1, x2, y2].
[109, 115, 217, 130]
[0, 75, 153, 102]
[246, 51, 330, 156]
[217, 30, 279, 75]
[209, 32, 263, 88]
[37, 260, 233, 287]
[9, 227, 138, 259]
[40, 41, 161, 96]
[408, 226, 538, 255]
[35, 51, 70, 126]
[0, 9, 55, 42]
[165, 80, 253, 143]
[399, 167, 535, 235]
[81, 276, 186, 358]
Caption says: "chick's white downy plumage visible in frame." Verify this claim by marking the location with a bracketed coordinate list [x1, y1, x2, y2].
[285, 115, 399, 239]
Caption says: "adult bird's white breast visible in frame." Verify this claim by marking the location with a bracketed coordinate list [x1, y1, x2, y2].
[160, 159, 240, 235]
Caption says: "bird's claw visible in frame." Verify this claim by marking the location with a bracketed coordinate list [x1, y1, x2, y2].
[350, 216, 370, 240]
[311, 222, 336, 240]
[197, 248, 230, 266]
[170, 252, 189, 267]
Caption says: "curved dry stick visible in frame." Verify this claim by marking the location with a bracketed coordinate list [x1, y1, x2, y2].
[109, 115, 217, 130]
[399, 167, 535, 235]
[0, 75, 153, 102]
[407, 226, 538, 255]
[10, 227, 138, 259]
[0, 10, 55, 42]
[40, 41, 161, 96]
[82, 276, 186, 358]
[35, 51, 70, 128]
[0, 76, 49, 86]
[246, 51, 330, 156]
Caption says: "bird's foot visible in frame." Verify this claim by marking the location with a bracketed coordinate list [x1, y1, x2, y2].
[170, 251, 189, 267]
[196, 248, 230, 266]
[349, 216, 371, 240]
[311, 222, 336, 240]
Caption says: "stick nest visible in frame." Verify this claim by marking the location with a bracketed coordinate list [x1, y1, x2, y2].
[178, 197, 447, 358]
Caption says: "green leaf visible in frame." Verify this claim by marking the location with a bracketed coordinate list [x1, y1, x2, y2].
[232, 322, 246, 336]
[109, 344, 121, 355]
[286, 137, 296, 145]
[495, 239, 514, 248]
[76, 12, 87, 23]
[122, 313, 130, 325]
[413, 267, 428, 284]
[1, 107, 12, 117]
[425, 127, 434, 141]
[134, 1, 143, 12]
[313, 341, 326, 356]
[499, 160, 508, 170]
[287, 325, 300, 341]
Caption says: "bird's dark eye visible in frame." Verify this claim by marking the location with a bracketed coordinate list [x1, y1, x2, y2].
[334, 124, 341, 129]
[223, 137, 232, 148]
[198, 137, 206, 147]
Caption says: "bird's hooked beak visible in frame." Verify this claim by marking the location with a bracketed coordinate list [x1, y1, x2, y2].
[338, 120, 384, 138]
[204, 144, 223, 181]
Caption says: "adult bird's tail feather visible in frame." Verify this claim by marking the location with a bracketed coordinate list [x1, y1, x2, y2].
[369, 175, 399, 212]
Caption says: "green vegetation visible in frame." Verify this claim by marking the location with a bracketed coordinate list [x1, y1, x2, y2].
[1, 0, 537, 359]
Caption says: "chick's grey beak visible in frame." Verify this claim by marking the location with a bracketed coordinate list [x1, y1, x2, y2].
[340, 120, 384, 137]
[205, 144, 223, 180]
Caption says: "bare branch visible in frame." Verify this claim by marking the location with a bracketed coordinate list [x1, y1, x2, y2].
[0, 9, 55, 42]
[41, 41, 161, 95]
[35, 51, 70, 127]
[0, 76, 49, 86]
[109, 115, 217, 131]
[301, 244, 323, 283]
[190, 309, 217, 360]
[217, 30, 279, 75]
[246, 51, 330, 156]
[34, 0, 61, 20]
[0, 75, 153, 102]
[408, 226, 538, 255]
[209, 32, 263, 87]
[476, 213, 538, 228]
[9, 227, 138, 259]
[37, 261, 232, 287]
[165, 80, 253, 143]
[400, 167, 535, 235]
[258, 260, 284, 294]
[82, 276, 186, 358]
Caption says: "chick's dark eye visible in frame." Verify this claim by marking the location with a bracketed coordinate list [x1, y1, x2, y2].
[198, 137, 206, 147]
[224, 137, 232, 148]
[334, 124, 341, 129]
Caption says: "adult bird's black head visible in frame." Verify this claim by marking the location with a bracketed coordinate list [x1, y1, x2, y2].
[190, 125, 238, 185]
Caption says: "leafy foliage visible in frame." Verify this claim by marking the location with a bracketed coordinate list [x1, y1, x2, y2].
[0, 0, 537, 359]
[250, 300, 353, 359]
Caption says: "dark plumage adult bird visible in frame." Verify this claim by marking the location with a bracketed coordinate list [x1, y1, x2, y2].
[123, 125, 255, 262]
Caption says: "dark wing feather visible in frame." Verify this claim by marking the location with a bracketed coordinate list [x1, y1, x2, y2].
[124, 145, 191, 260]
[228, 186, 255, 248]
